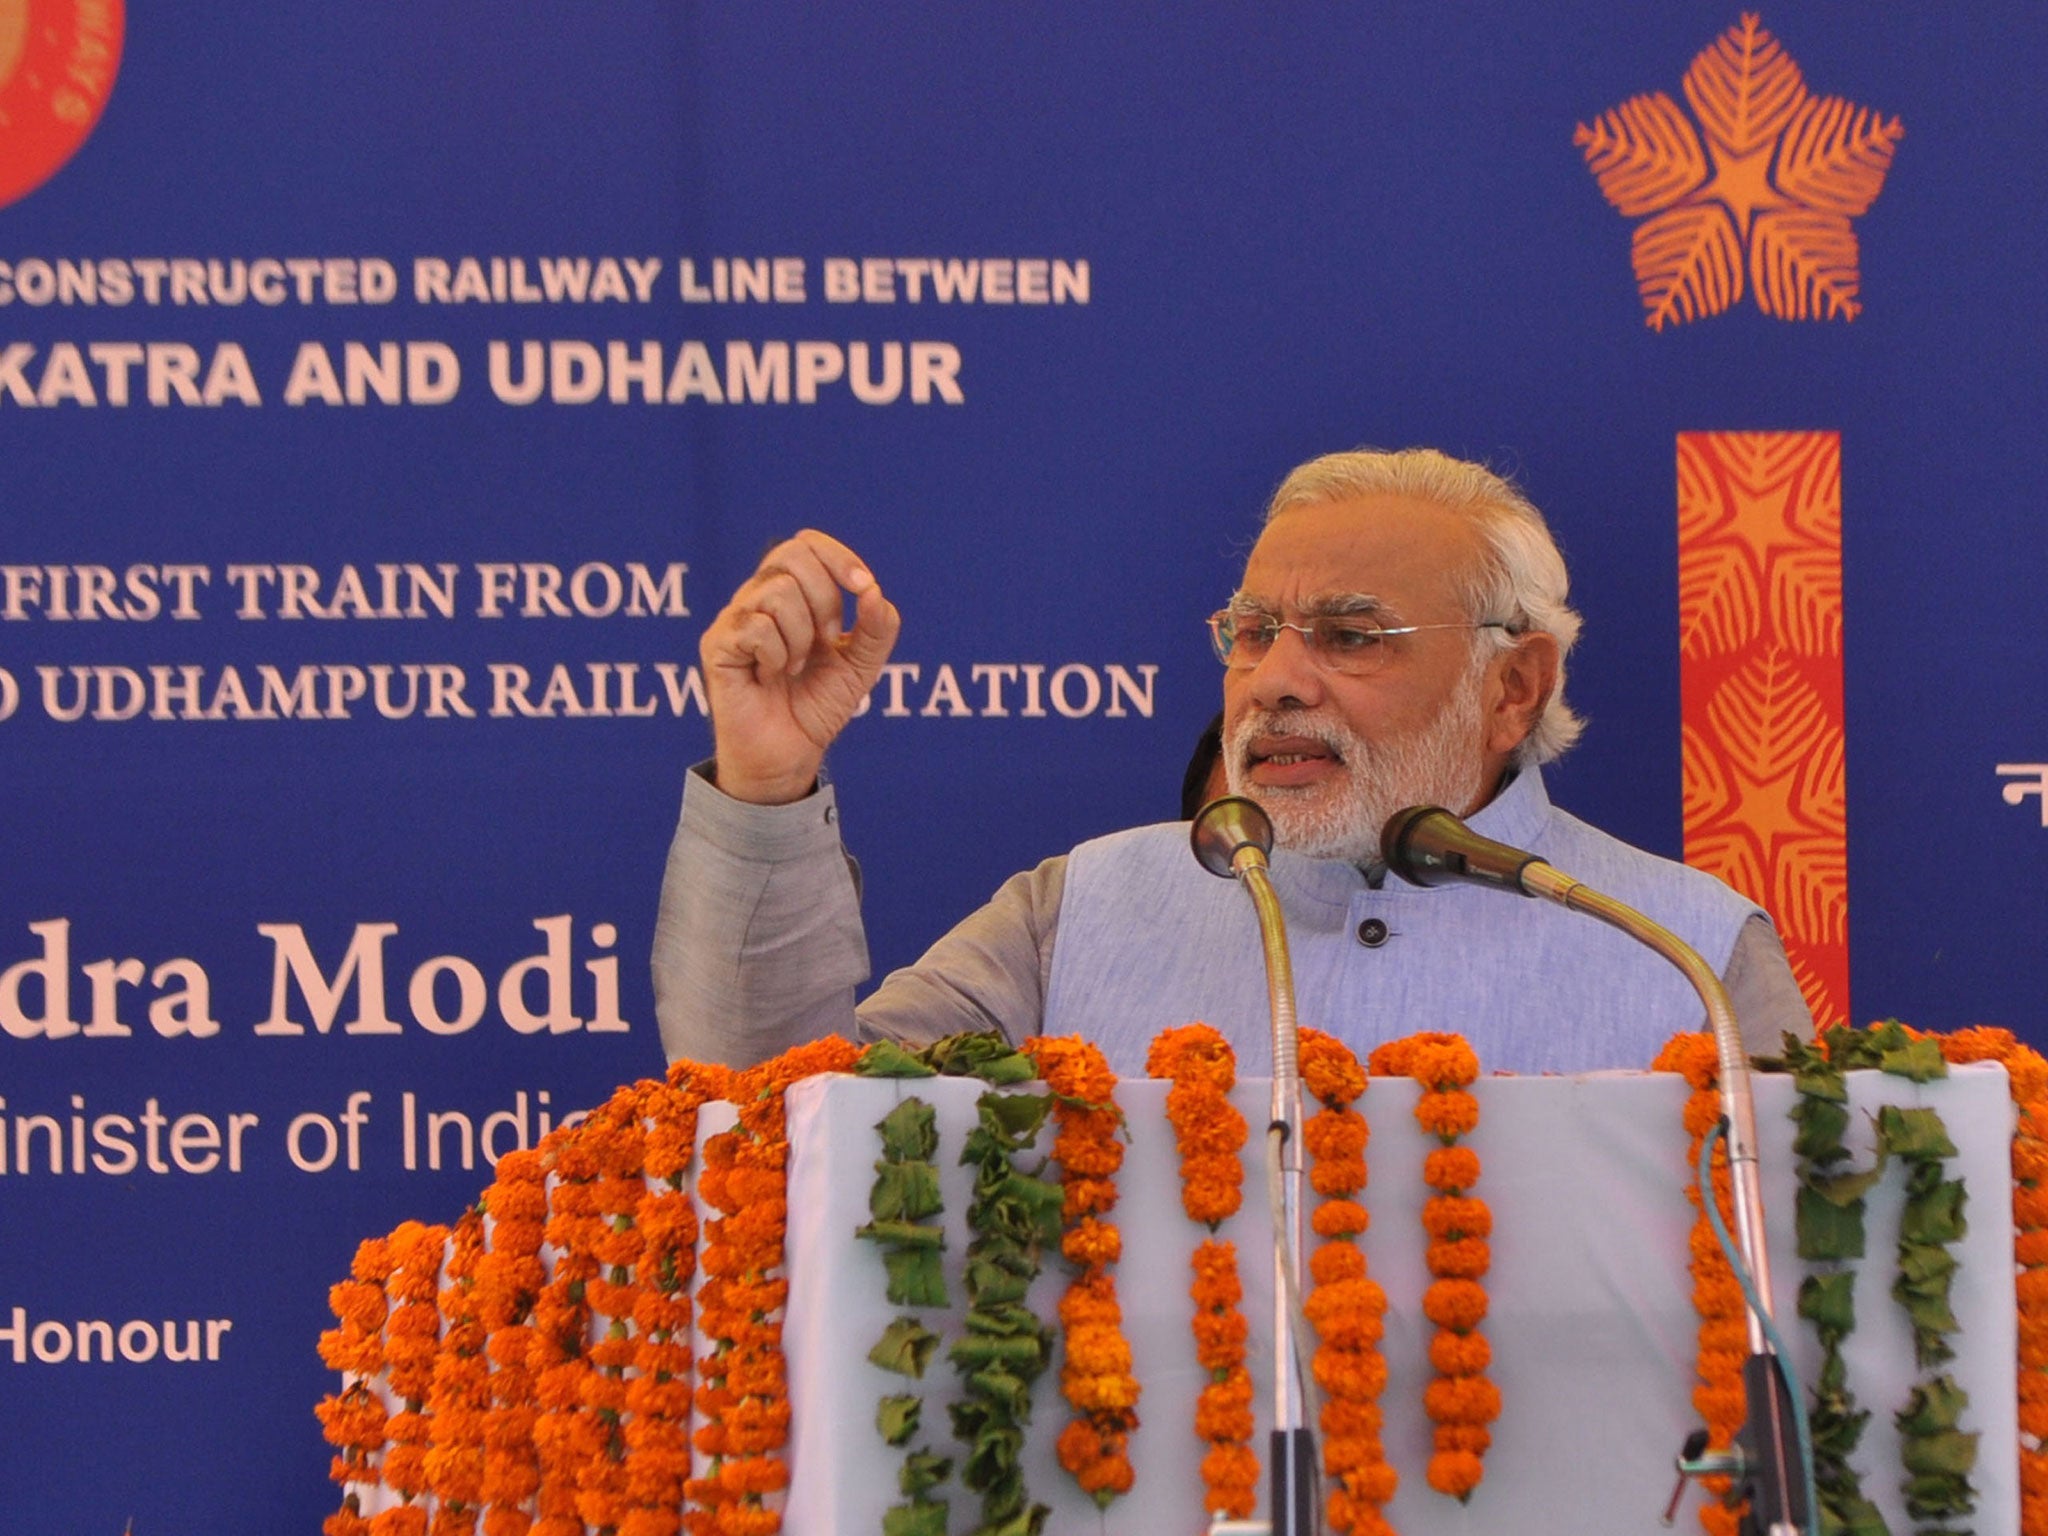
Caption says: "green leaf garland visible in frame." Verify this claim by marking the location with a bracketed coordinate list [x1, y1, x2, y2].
[1777, 1023, 1980, 1536]
[858, 1092, 953, 1534]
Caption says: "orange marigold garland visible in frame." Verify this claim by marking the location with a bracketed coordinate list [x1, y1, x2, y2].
[1653, 1030, 1747, 1536]
[621, 1066, 720, 1536]
[576, 1086, 652, 1536]
[1299, 1026, 1396, 1536]
[1145, 1022, 1257, 1520]
[1937, 1025, 2048, 1534]
[1024, 1034, 1141, 1507]
[531, 1121, 606, 1536]
[424, 1207, 490, 1535]
[1368, 1031, 1497, 1502]
[691, 1036, 860, 1536]
[476, 1146, 550, 1536]
[379, 1218, 453, 1536]
[317, 1234, 395, 1536]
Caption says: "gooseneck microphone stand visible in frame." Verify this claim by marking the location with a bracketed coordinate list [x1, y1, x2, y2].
[1380, 805, 1811, 1536]
[1192, 796, 1321, 1536]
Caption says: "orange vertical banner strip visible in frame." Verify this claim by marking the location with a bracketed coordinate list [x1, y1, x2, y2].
[1677, 431, 1850, 1027]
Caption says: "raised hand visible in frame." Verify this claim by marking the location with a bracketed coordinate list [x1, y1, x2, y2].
[699, 530, 901, 804]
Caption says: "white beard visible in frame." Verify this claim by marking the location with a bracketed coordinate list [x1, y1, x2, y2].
[1223, 662, 1489, 866]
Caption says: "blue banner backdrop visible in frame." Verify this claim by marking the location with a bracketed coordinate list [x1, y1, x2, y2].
[2, 4, 2042, 1530]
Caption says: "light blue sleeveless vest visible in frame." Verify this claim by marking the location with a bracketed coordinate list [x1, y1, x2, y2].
[1042, 769, 1763, 1076]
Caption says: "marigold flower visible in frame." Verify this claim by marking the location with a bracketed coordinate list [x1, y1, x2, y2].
[1426, 1236, 1492, 1280]
[1192, 1309, 1250, 1369]
[1415, 1089, 1480, 1139]
[1421, 1279, 1488, 1332]
[1421, 1195, 1492, 1241]
[1199, 1442, 1259, 1518]
[1304, 1111, 1370, 1162]
[1061, 1217, 1123, 1268]
[1312, 1200, 1371, 1239]
[1310, 1156, 1369, 1198]
[1429, 1331, 1493, 1377]
[1422, 1375, 1502, 1424]
[1299, 1027, 1367, 1105]
[1312, 1352, 1389, 1402]
[1344, 1459, 1400, 1504]
[1435, 1421, 1492, 1455]
[1195, 1381, 1256, 1442]
[2017, 1186, 2048, 1229]
[1652, 1030, 1719, 1088]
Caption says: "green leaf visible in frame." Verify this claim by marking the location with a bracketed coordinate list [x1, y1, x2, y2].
[1796, 1187, 1868, 1262]
[1806, 1145, 1887, 1207]
[877, 1394, 922, 1446]
[1817, 1494, 1889, 1536]
[952, 1412, 1024, 1489]
[1899, 1429, 1979, 1479]
[877, 1099, 940, 1162]
[924, 1032, 1041, 1085]
[1876, 1105, 1957, 1162]
[998, 1170, 1066, 1245]
[900, 1449, 954, 1497]
[859, 1216, 947, 1250]
[951, 1332, 1053, 1370]
[1896, 1375, 1970, 1435]
[1797, 1271, 1857, 1337]
[869, 1160, 945, 1224]
[1900, 1470, 1974, 1521]
[1900, 1178, 1968, 1247]
[966, 1365, 1032, 1416]
[869, 1316, 942, 1379]
[884, 1246, 951, 1309]
[882, 1498, 950, 1536]
[1793, 1093, 1852, 1160]
[1878, 1034, 1949, 1083]
[1785, 1037, 1849, 1101]
[859, 1040, 940, 1078]
[1823, 1023, 1882, 1071]
[1895, 1241, 1959, 1289]
[979, 1090, 1055, 1142]
[964, 1251, 1034, 1305]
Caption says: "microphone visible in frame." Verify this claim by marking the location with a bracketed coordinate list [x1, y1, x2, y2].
[1189, 795, 1319, 1536]
[1191, 793, 1274, 879]
[1380, 803, 1549, 894]
[1380, 804, 1811, 1533]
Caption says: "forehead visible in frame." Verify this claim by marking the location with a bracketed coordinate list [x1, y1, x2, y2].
[1239, 493, 1483, 613]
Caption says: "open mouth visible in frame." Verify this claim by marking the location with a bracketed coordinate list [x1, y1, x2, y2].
[1245, 733, 1343, 786]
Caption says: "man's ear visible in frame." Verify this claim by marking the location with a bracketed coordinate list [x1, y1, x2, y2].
[1484, 632, 1561, 758]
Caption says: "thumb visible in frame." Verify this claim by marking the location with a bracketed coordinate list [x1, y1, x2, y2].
[839, 581, 900, 676]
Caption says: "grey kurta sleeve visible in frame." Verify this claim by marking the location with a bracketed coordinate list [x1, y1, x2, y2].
[651, 761, 1063, 1068]
[652, 764, 870, 1068]
[1726, 912, 1817, 1058]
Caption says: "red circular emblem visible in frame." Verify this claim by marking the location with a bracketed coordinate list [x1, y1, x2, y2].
[0, 0, 126, 210]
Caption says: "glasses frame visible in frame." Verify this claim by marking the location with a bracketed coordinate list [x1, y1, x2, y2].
[1206, 610, 1513, 675]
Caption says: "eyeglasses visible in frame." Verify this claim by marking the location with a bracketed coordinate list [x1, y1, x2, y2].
[1206, 610, 1511, 675]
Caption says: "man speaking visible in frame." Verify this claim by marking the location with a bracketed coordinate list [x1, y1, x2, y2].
[654, 448, 1811, 1073]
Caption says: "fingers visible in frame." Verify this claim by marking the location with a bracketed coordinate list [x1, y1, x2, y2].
[735, 531, 873, 675]
[704, 530, 892, 686]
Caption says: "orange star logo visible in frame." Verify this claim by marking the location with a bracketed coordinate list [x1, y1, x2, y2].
[1574, 14, 1903, 330]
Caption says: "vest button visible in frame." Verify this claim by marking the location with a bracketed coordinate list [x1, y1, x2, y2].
[1355, 917, 1389, 948]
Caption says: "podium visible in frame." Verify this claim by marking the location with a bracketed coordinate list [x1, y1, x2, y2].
[326, 1060, 2020, 1535]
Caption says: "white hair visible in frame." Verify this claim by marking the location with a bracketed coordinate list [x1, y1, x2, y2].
[1262, 447, 1586, 764]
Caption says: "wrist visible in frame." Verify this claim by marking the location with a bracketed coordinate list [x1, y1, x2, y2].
[709, 758, 821, 806]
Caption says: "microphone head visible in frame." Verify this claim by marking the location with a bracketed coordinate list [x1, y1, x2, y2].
[1190, 794, 1273, 879]
[1380, 804, 1457, 883]
[1381, 803, 1545, 893]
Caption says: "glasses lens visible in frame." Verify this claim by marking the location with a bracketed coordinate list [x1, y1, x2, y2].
[1309, 617, 1387, 674]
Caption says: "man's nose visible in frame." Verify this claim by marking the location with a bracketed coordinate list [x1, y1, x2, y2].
[1246, 624, 1327, 710]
